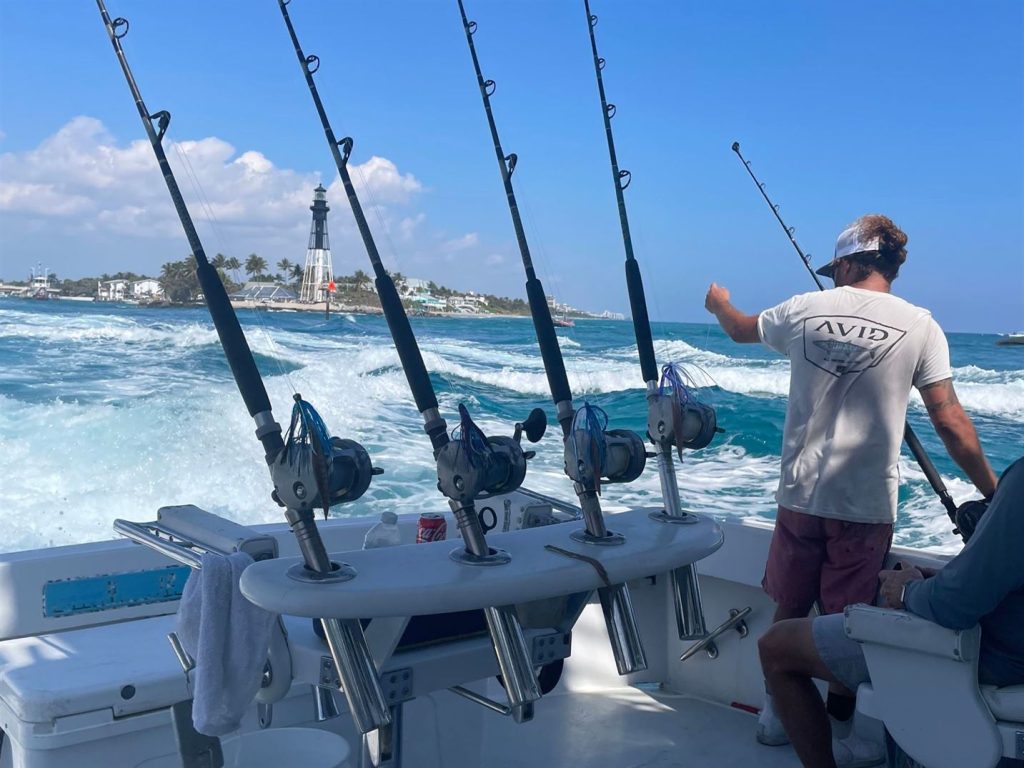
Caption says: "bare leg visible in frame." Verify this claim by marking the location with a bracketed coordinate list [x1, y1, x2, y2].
[773, 602, 813, 623]
[759, 618, 841, 768]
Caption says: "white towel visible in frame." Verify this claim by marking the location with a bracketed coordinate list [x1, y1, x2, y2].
[176, 551, 277, 736]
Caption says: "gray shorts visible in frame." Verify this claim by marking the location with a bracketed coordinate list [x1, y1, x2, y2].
[812, 613, 871, 693]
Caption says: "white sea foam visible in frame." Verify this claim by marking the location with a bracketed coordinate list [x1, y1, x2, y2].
[0, 306, 1015, 555]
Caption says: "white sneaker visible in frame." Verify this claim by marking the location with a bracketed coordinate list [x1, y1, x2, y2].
[755, 693, 790, 746]
[832, 732, 885, 768]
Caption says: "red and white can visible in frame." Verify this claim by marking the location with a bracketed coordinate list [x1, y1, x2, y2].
[416, 513, 447, 543]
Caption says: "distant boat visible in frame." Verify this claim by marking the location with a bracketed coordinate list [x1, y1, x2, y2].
[25, 264, 60, 300]
[553, 316, 575, 328]
[996, 333, 1024, 346]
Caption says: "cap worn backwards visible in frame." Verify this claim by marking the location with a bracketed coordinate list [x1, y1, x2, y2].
[815, 223, 882, 278]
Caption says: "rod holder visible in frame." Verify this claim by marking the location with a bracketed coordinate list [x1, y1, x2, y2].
[653, 446, 710, 640]
[361, 705, 402, 768]
[484, 605, 542, 716]
[598, 583, 648, 675]
[671, 565, 708, 640]
[314, 685, 340, 722]
[320, 617, 391, 734]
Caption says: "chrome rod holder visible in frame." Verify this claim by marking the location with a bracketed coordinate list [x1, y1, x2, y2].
[321, 617, 391, 734]
[598, 583, 648, 675]
[671, 564, 708, 641]
[679, 607, 751, 662]
[314, 685, 340, 722]
[653, 443, 710, 640]
[361, 704, 402, 768]
[484, 605, 542, 716]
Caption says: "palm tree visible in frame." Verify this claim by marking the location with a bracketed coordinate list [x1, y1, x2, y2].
[159, 258, 199, 303]
[277, 258, 293, 283]
[244, 253, 268, 281]
[211, 253, 228, 270]
[353, 269, 370, 292]
[292, 264, 304, 284]
[225, 256, 242, 283]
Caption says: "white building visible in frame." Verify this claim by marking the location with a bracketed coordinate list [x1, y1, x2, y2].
[401, 277, 431, 296]
[447, 293, 489, 313]
[131, 279, 163, 299]
[98, 279, 130, 301]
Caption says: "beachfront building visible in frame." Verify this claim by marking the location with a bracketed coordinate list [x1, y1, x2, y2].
[409, 293, 447, 312]
[400, 277, 430, 297]
[98, 279, 130, 301]
[447, 292, 489, 313]
[299, 185, 334, 304]
[131, 279, 163, 299]
[231, 282, 298, 303]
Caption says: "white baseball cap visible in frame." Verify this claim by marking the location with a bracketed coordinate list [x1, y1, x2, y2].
[815, 223, 882, 278]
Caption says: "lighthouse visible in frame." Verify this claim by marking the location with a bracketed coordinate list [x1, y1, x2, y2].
[299, 184, 334, 303]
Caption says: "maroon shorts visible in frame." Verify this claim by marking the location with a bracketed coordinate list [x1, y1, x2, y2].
[762, 506, 893, 615]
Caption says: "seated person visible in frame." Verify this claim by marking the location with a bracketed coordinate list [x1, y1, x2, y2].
[758, 456, 1024, 768]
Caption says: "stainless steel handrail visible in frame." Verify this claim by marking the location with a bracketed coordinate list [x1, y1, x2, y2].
[113, 518, 217, 569]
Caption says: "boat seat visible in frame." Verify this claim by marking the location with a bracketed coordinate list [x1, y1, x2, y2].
[844, 604, 1024, 768]
[0, 614, 188, 726]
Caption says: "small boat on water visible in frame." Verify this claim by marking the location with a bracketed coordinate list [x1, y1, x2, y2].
[996, 333, 1024, 346]
[553, 316, 575, 328]
[23, 266, 60, 301]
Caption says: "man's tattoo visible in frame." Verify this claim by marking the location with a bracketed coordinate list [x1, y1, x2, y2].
[925, 387, 960, 414]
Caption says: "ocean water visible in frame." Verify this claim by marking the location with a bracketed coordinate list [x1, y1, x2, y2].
[0, 297, 1020, 555]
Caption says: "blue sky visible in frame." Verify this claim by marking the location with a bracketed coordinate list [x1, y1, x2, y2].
[0, 0, 1021, 333]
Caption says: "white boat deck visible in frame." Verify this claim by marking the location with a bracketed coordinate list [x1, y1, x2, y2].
[478, 685, 801, 767]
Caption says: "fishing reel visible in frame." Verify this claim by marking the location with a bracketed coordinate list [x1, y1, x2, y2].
[563, 404, 647, 492]
[270, 395, 379, 514]
[953, 498, 989, 542]
[647, 364, 720, 455]
[436, 404, 547, 504]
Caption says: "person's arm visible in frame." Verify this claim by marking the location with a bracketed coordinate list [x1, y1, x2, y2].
[704, 283, 760, 343]
[918, 378, 998, 498]
[900, 458, 1024, 629]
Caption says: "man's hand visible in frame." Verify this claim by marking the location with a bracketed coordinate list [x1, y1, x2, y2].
[879, 561, 926, 609]
[704, 283, 760, 343]
[705, 283, 731, 315]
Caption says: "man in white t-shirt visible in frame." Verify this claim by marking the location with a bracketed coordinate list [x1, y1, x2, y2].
[704, 214, 997, 753]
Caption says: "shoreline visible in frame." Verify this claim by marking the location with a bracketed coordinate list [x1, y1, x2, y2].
[0, 295, 610, 321]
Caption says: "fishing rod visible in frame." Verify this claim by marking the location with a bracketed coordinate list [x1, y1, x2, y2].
[277, 0, 549, 726]
[96, 0, 391, 735]
[457, 0, 650, 676]
[583, 1, 720, 641]
[731, 142, 963, 531]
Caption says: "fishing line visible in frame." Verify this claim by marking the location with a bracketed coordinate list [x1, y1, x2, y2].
[169, 131, 297, 391]
[343, 138, 470, 405]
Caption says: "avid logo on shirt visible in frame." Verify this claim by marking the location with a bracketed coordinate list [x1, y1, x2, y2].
[802, 315, 907, 376]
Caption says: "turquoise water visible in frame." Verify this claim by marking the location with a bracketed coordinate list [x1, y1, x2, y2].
[0, 297, 1020, 554]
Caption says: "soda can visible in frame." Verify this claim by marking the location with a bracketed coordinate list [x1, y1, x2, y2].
[416, 513, 447, 543]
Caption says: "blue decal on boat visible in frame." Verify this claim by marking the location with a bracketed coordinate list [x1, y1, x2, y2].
[43, 566, 191, 617]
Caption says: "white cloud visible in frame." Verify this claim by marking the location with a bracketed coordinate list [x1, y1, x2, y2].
[0, 117, 523, 299]
[444, 233, 479, 251]
[0, 116, 423, 245]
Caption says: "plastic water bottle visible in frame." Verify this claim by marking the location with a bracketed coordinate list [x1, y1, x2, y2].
[363, 511, 401, 549]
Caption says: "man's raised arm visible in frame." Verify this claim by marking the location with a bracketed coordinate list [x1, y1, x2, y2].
[919, 378, 998, 498]
[704, 283, 761, 343]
